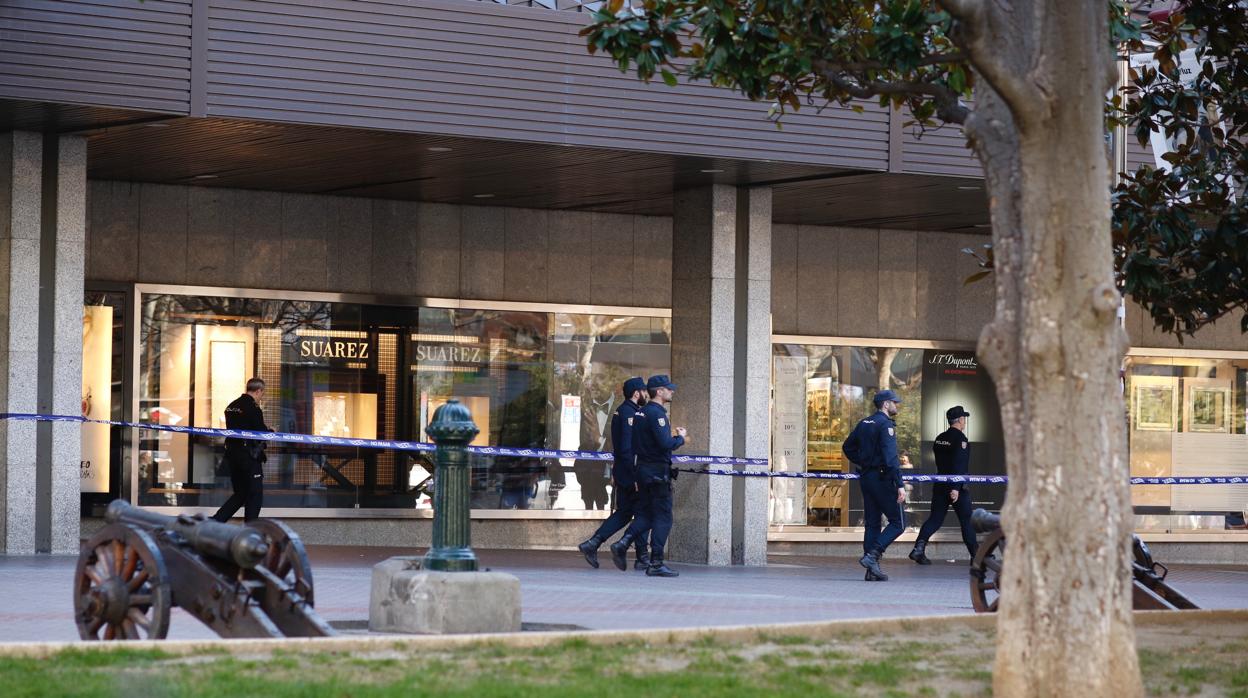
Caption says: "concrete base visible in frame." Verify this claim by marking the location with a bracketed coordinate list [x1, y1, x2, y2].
[369, 556, 521, 634]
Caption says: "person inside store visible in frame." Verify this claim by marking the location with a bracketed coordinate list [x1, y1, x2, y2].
[212, 377, 273, 523]
[909, 406, 979, 565]
[842, 389, 906, 582]
[577, 377, 650, 569]
[611, 374, 686, 577]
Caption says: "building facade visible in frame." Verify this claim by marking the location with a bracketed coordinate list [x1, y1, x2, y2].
[2, 0, 1245, 559]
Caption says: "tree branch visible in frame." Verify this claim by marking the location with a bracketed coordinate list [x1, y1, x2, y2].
[937, 0, 1043, 117]
[812, 59, 970, 124]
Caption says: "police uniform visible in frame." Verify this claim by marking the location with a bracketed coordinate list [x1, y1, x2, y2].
[612, 374, 683, 577]
[577, 377, 651, 569]
[212, 392, 271, 522]
[910, 406, 978, 564]
[841, 389, 905, 581]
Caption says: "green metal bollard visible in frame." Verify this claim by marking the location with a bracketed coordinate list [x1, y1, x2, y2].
[423, 399, 481, 572]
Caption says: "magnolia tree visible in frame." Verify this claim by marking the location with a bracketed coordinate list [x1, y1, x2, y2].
[583, 1, 1246, 695]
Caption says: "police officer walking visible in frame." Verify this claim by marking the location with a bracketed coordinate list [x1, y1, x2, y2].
[909, 406, 978, 564]
[611, 375, 686, 577]
[577, 377, 651, 569]
[842, 389, 906, 581]
[212, 377, 273, 523]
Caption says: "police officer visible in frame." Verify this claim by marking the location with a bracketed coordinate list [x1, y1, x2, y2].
[909, 406, 978, 564]
[577, 377, 651, 569]
[212, 377, 272, 523]
[611, 374, 686, 577]
[842, 389, 906, 581]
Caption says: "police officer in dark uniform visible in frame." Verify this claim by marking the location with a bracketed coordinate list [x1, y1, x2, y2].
[842, 389, 906, 581]
[611, 374, 686, 577]
[909, 406, 978, 564]
[577, 377, 651, 569]
[212, 377, 272, 523]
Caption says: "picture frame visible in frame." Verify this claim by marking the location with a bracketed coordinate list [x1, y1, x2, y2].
[1132, 379, 1177, 432]
[1185, 383, 1232, 433]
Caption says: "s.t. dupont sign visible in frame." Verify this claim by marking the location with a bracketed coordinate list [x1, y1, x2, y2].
[928, 353, 979, 376]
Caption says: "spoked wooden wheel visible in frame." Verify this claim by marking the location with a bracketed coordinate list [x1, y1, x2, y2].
[969, 529, 1006, 613]
[75, 524, 171, 640]
[248, 519, 315, 605]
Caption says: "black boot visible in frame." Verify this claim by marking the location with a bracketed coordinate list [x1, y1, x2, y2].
[646, 557, 679, 577]
[909, 540, 932, 565]
[859, 550, 888, 581]
[577, 536, 603, 569]
[634, 546, 651, 571]
[609, 533, 634, 571]
[864, 568, 886, 582]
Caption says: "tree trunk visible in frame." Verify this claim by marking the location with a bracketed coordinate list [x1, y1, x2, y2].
[961, 2, 1142, 695]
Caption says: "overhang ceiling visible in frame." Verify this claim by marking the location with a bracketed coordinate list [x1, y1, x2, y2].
[1, 99, 990, 233]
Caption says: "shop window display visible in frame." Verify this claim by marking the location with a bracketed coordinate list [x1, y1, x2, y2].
[130, 290, 669, 513]
[1126, 356, 1248, 532]
[770, 343, 1007, 531]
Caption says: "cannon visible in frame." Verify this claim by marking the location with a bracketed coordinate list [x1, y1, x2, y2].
[968, 508, 1199, 613]
[74, 500, 335, 640]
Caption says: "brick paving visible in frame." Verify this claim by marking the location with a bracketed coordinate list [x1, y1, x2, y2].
[2, 546, 1244, 643]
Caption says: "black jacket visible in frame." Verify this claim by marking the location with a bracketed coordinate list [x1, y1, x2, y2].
[223, 393, 271, 463]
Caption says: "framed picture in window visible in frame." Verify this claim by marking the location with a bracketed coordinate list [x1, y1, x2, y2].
[1185, 383, 1232, 433]
[1132, 378, 1177, 432]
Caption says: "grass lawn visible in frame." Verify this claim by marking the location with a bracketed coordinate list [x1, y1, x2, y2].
[3, 618, 1245, 697]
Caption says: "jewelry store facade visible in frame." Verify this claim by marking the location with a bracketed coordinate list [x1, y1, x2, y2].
[81, 283, 672, 521]
[76, 264, 1248, 548]
[4, 0, 1245, 556]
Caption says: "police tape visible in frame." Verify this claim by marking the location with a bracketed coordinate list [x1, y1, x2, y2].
[1, 412, 1242, 486]
[0, 412, 762, 468]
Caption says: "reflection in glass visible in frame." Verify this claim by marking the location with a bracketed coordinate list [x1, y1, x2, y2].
[134, 293, 670, 513]
[770, 344, 1006, 532]
[1125, 356, 1248, 532]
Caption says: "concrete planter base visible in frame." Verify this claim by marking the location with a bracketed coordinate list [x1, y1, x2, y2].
[369, 556, 521, 634]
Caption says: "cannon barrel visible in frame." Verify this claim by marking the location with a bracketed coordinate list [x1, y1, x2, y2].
[971, 508, 1001, 534]
[105, 500, 269, 569]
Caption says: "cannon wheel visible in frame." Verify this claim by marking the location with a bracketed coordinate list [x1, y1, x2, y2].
[969, 529, 1006, 613]
[248, 519, 315, 605]
[75, 524, 172, 640]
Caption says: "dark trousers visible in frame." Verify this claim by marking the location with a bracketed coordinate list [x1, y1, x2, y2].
[860, 469, 905, 555]
[592, 485, 648, 547]
[213, 456, 263, 522]
[627, 480, 672, 559]
[915, 484, 978, 556]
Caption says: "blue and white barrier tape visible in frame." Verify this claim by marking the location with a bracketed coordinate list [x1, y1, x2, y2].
[2, 413, 1243, 486]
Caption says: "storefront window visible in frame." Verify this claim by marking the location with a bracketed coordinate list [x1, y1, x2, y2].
[1126, 355, 1248, 532]
[134, 290, 669, 513]
[770, 343, 1007, 531]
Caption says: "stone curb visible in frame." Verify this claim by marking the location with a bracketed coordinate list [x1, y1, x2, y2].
[1, 609, 1244, 659]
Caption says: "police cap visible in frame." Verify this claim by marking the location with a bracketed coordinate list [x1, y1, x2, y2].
[873, 389, 902, 405]
[946, 405, 970, 422]
[647, 374, 677, 390]
[622, 376, 647, 398]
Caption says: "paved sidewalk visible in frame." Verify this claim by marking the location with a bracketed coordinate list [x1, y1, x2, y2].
[2, 546, 1245, 643]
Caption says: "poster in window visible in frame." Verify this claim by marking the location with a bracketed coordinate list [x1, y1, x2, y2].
[80, 305, 113, 493]
[1187, 385, 1231, 433]
[1133, 380, 1177, 432]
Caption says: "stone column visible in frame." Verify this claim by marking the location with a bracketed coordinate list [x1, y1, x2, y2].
[732, 187, 771, 566]
[0, 131, 43, 554]
[666, 185, 771, 566]
[44, 134, 88, 554]
[0, 131, 86, 554]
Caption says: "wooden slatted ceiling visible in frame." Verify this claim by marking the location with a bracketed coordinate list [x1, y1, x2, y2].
[74, 114, 989, 230]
